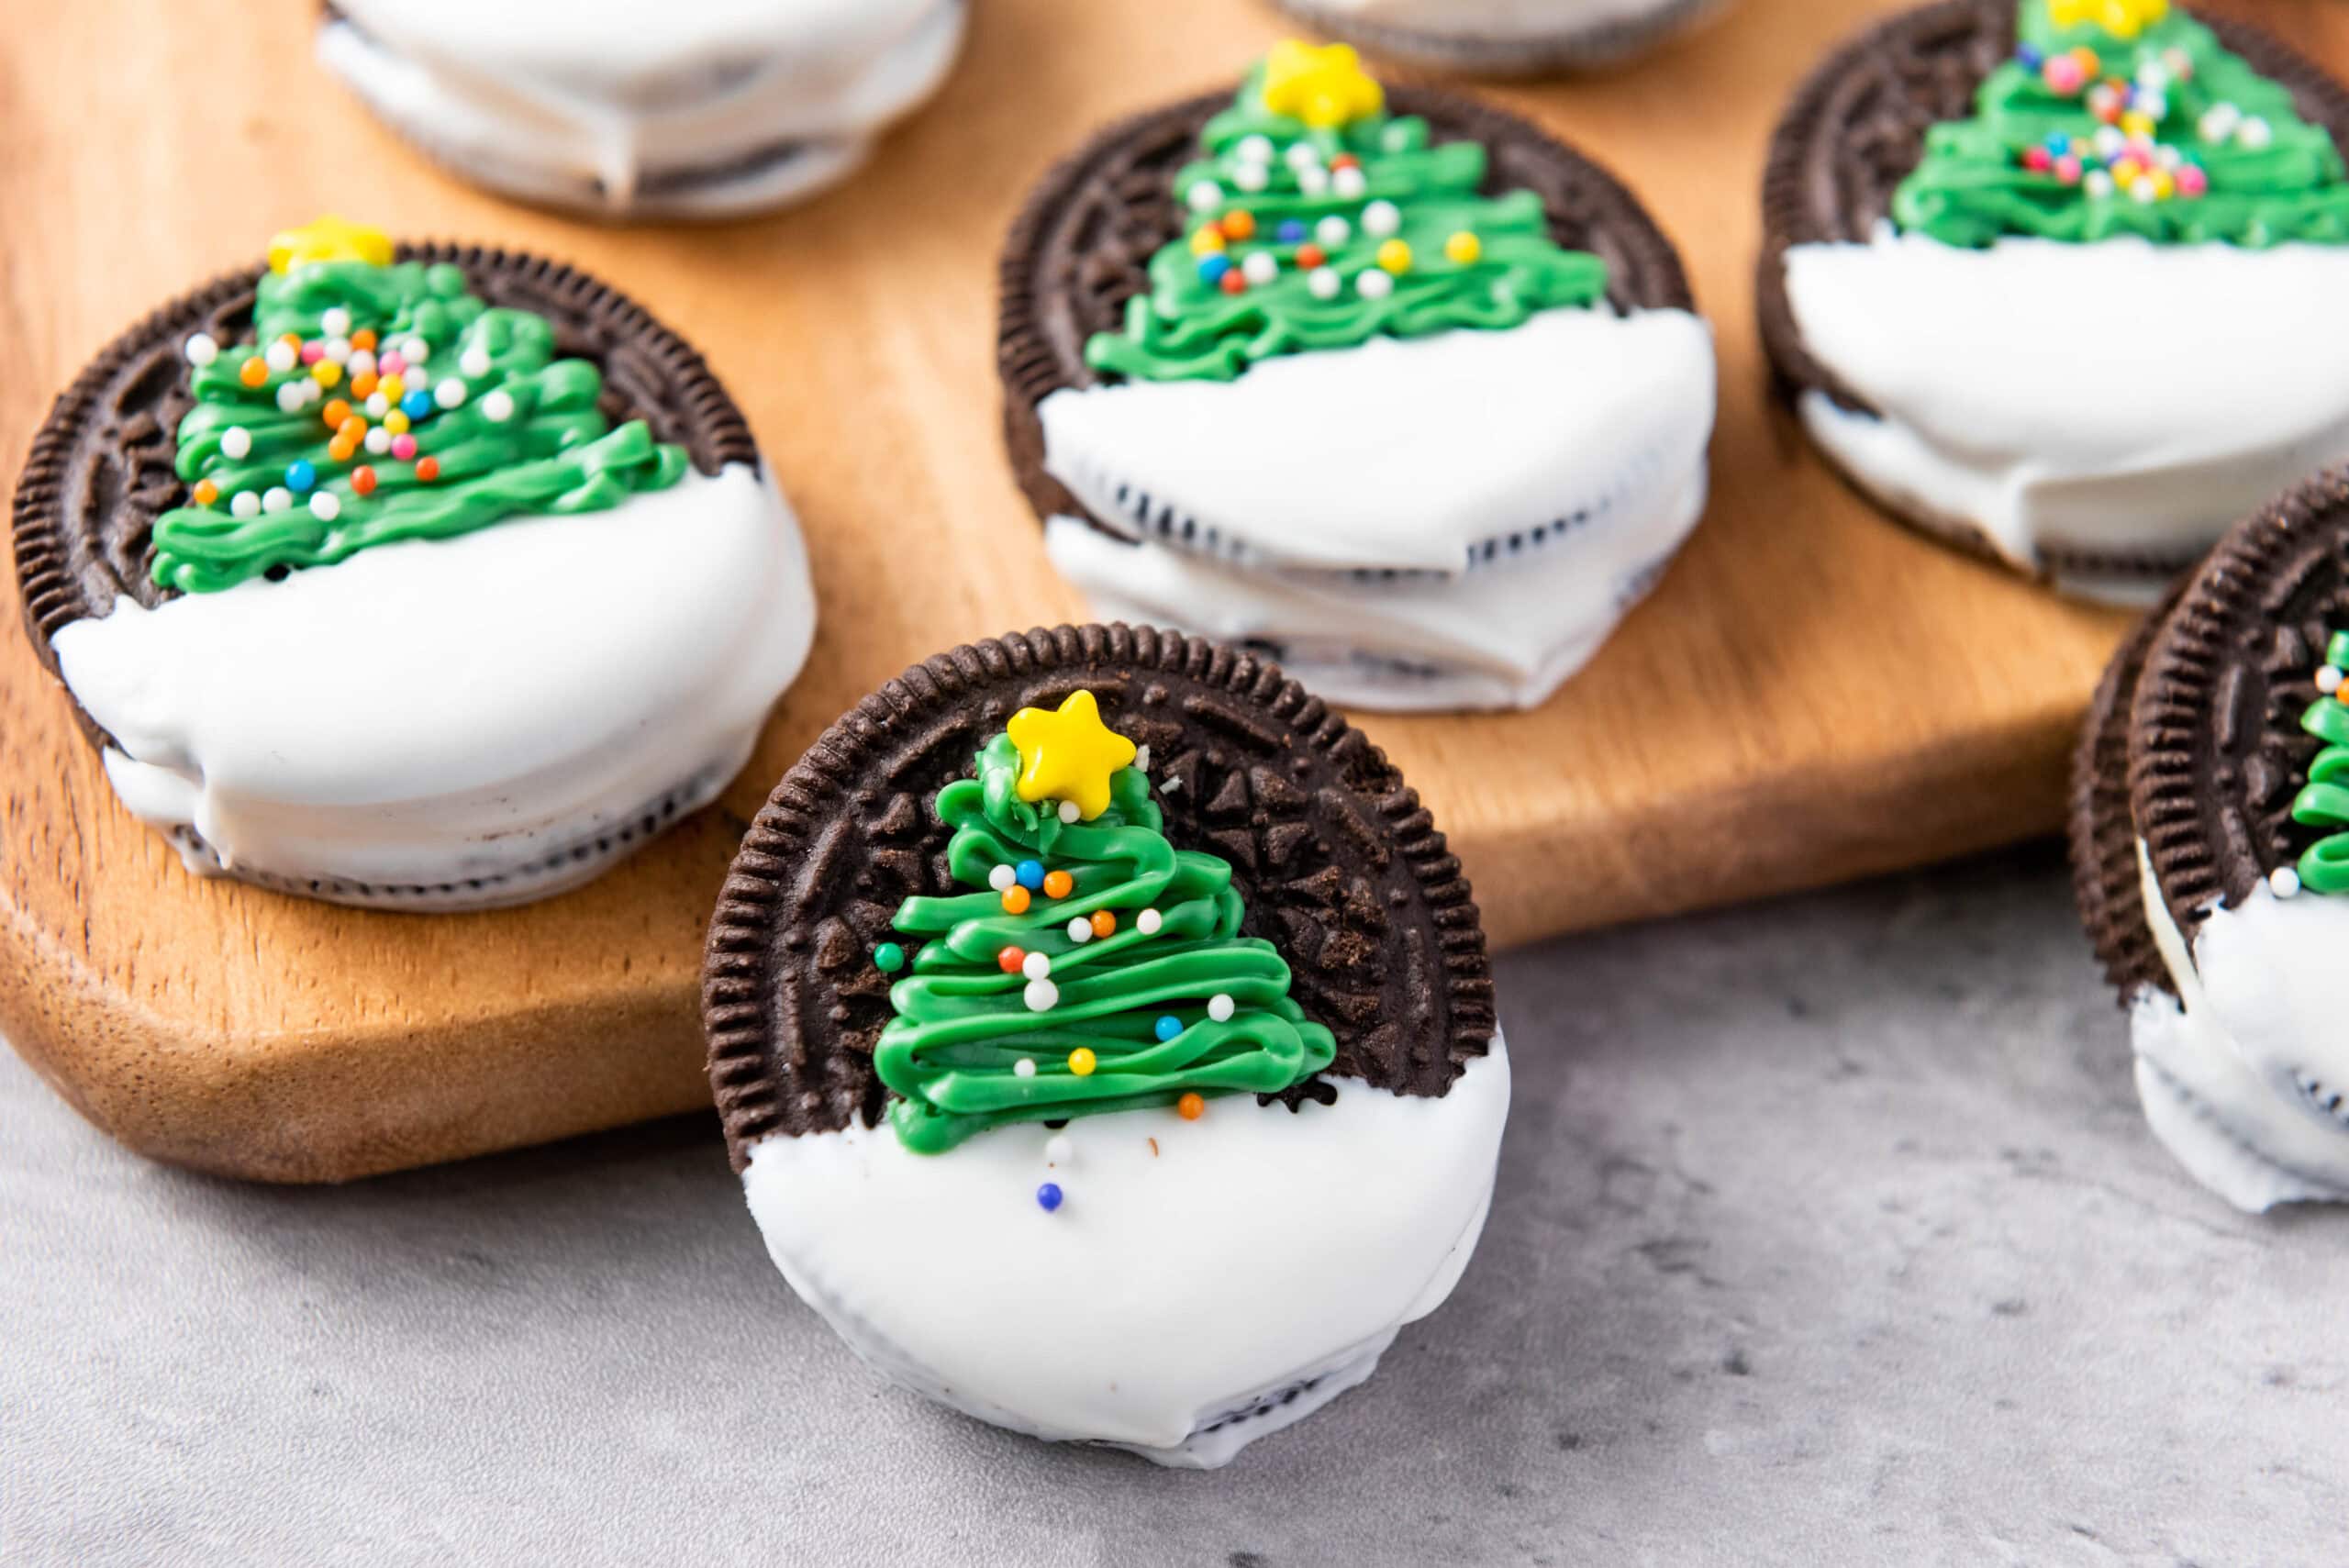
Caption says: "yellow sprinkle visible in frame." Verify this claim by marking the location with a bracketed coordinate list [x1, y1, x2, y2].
[310, 360, 341, 387]
[1189, 228, 1226, 256]
[379, 373, 406, 402]
[1068, 1048, 1097, 1077]
[384, 409, 411, 435]
[1443, 231, 1481, 265]
[2120, 111, 2156, 139]
[1376, 239, 1412, 274]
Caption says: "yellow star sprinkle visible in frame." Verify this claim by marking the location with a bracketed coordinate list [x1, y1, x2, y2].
[267, 215, 394, 275]
[2047, 0, 2167, 40]
[1006, 691, 1137, 823]
[1260, 39, 1385, 130]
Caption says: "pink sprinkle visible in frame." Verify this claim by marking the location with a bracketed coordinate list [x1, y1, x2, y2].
[2043, 57, 2087, 95]
[299, 339, 325, 365]
[390, 434, 417, 461]
[2021, 146, 2054, 173]
[380, 351, 407, 376]
[2178, 165, 2209, 197]
[2054, 154, 2083, 184]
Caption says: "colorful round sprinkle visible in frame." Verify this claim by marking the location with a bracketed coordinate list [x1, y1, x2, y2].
[351, 464, 378, 496]
[238, 357, 268, 388]
[1208, 993, 1236, 1023]
[1058, 801, 1082, 824]
[1362, 199, 1401, 237]
[1036, 1182, 1063, 1213]
[480, 389, 516, 423]
[990, 863, 1018, 892]
[1041, 868, 1073, 898]
[414, 456, 441, 482]
[390, 433, 418, 462]
[1176, 1092, 1205, 1121]
[1276, 218, 1308, 244]
[1014, 1057, 1037, 1078]
[2272, 866, 2303, 898]
[1002, 885, 1032, 915]
[1089, 909, 1117, 939]
[1444, 231, 1482, 264]
[230, 490, 261, 519]
[1137, 908, 1163, 936]
[997, 944, 1027, 974]
[1025, 977, 1060, 1011]
[1066, 917, 1093, 944]
[284, 460, 317, 493]
[873, 942, 905, 973]
[184, 333, 219, 367]
[1044, 1134, 1074, 1165]
[1017, 860, 1045, 890]
[191, 478, 219, 506]
[220, 426, 252, 460]
[1067, 1047, 1097, 1075]
[1154, 1015, 1182, 1042]
[308, 491, 340, 521]
[1022, 951, 1052, 981]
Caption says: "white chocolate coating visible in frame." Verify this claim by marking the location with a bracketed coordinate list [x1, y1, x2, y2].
[742, 1040, 1511, 1466]
[51, 465, 814, 909]
[2129, 842, 2349, 1210]
[1784, 230, 2349, 603]
[1037, 309, 1717, 711]
[317, 0, 965, 218]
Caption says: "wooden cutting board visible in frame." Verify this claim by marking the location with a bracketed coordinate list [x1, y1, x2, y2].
[6, 0, 2335, 1181]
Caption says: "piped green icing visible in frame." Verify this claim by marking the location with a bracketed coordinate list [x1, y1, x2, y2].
[1891, 2, 2349, 248]
[2290, 630, 2349, 894]
[1083, 54, 1609, 384]
[153, 256, 685, 594]
[874, 728, 1336, 1155]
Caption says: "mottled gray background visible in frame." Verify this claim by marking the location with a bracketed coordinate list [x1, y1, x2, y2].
[5, 844, 2344, 1567]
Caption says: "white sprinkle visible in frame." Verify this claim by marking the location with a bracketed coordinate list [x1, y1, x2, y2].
[1355, 269, 1394, 301]
[459, 346, 493, 379]
[320, 306, 351, 338]
[1014, 1056, 1038, 1078]
[308, 491, 341, 521]
[1285, 141, 1322, 170]
[2084, 170, 2116, 200]
[1023, 979, 1059, 1012]
[274, 382, 306, 413]
[348, 348, 375, 378]
[365, 392, 391, 419]
[1043, 1133, 1073, 1165]
[2129, 174, 2160, 205]
[1235, 134, 1275, 164]
[2239, 116, 2273, 150]
[1316, 215, 1352, 247]
[302, 378, 323, 405]
[323, 336, 351, 364]
[1233, 162, 1268, 193]
[264, 340, 296, 373]
[2134, 92, 2167, 123]
[364, 426, 392, 455]
[2135, 60, 2168, 92]
[2320, 665, 2343, 695]
[1332, 166, 1367, 200]
[1207, 993, 1236, 1023]
[219, 426, 252, 459]
[2093, 126, 2126, 159]
[1022, 951, 1052, 981]
[480, 389, 517, 423]
[261, 486, 292, 514]
[2199, 103, 2241, 143]
[1382, 124, 1411, 153]
[184, 333, 219, 367]
[1362, 199, 1401, 237]
[1066, 917, 1093, 944]
[1308, 267, 1341, 301]
[1296, 166, 1330, 196]
[2272, 866, 2303, 899]
[1241, 252, 1278, 285]
[433, 377, 467, 410]
[1137, 908, 1163, 936]
[229, 490, 260, 519]
[401, 337, 431, 363]
[989, 864, 1018, 892]
[1186, 180, 1222, 213]
[1058, 800, 1081, 824]
[1134, 745, 1150, 772]
[2154, 145, 2182, 171]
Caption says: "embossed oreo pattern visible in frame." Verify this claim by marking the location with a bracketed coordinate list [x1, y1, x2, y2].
[701, 625, 1497, 1172]
[2068, 582, 2187, 1002]
[12, 242, 757, 675]
[997, 84, 1695, 526]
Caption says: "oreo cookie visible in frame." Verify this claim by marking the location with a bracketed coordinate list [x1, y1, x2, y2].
[702, 623, 1509, 1465]
[1269, 0, 1732, 74]
[1758, 0, 2349, 603]
[12, 217, 816, 909]
[998, 43, 1716, 713]
[2067, 467, 2349, 1210]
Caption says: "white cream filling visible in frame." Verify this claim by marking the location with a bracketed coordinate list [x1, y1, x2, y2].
[742, 1040, 1511, 1467]
[317, 0, 965, 216]
[1293, 0, 1699, 39]
[2129, 841, 2349, 1210]
[1785, 230, 2349, 601]
[50, 464, 813, 906]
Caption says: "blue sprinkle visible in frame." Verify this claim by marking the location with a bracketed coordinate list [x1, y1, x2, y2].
[1036, 1182, 1063, 1213]
[1154, 1015, 1183, 1042]
[400, 389, 434, 420]
[2045, 132, 2070, 154]
[1016, 860, 1045, 890]
[2016, 44, 2043, 69]
[1276, 218, 1308, 244]
[1197, 254, 1231, 284]
[284, 460, 317, 493]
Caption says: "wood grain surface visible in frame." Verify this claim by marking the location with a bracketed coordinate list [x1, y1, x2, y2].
[5, 0, 2339, 1181]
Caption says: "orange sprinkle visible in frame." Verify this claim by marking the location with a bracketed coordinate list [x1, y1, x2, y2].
[351, 328, 377, 351]
[238, 356, 268, 388]
[278, 332, 302, 350]
[1001, 885, 1030, 915]
[327, 437, 357, 464]
[1221, 209, 1255, 240]
[996, 945, 1026, 974]
[350, 464, 377, 496]
[414, 456, 441, 482]
[350, 370, 379, 398]
[322, 398, 351, 429]
[337, 417, 366, 442]
[1089, 909, 1116, 939]
[192, 478, 219, 506]
[1176, 1092, 1205, 1120]
[1041, 869, 1074, 899]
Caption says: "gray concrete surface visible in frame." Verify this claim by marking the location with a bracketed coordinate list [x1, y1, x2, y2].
[4, 843, 2344, 1567]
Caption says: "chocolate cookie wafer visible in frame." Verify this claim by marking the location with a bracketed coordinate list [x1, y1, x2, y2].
[1270, 0, 1732, 75]
[2066, 467, 2349, 1210]
[702, 623, 1509, 1466]
[1758, 0, 2349, 604]
[11, 216, 814, 910]
[997, 42, 1716, 713]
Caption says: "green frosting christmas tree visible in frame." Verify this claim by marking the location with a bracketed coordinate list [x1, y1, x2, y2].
[154, 215, 685, 595]
[1894, 0, 2349, 247]
[1086, 39, 1609, 384]
[872, 691, 1336, 1157]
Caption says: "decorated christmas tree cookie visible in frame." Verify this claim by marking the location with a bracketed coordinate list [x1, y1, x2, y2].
[999, 44, 1717, 712]
[13, 217, 815, 908]
[1762, 0, 2349, 600]
[706, 627, 1509, 1465]
[2071, 469, 2349, 1211]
